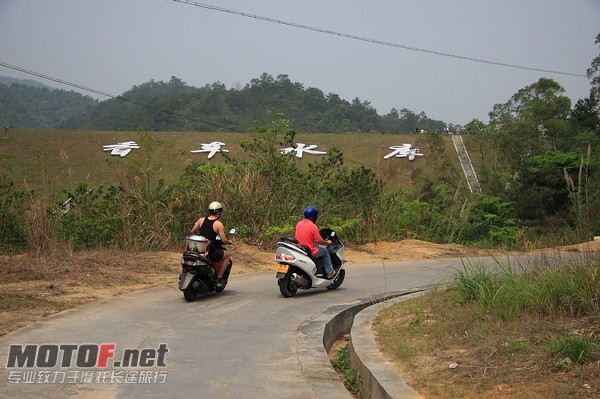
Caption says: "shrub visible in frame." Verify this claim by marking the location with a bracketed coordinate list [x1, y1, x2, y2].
[0, 178, 31, 252]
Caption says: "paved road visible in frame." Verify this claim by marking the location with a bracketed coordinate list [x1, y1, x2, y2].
[0, 255, 537, 398]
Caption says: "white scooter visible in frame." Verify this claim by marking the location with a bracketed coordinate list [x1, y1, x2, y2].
[275, 228, 346, 297]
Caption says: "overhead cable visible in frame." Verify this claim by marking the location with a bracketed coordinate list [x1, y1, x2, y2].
[171, 0, 586, 78]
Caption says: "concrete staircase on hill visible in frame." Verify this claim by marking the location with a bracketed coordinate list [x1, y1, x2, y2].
[451, 134, 482, 193]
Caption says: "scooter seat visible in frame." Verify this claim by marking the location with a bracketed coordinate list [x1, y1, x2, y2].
[277, 240, 311, 256]
[279, 235, 298, 244]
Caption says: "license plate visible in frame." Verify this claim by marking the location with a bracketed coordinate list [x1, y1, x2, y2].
[275, 264, 289, 273]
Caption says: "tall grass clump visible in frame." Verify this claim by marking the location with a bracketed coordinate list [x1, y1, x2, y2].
[529, 260, 600, 316]
[453, 263, 496, 303]
[564, 144, 592, 242]
[453, 256, 600, 320]
[374, 255, 600, 398]
[25, 155, 64, 256]
[548, 335, 599, 365]
[453, 261, 530, 320]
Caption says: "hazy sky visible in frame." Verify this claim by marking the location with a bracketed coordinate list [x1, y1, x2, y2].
[0, 0, 598, 126]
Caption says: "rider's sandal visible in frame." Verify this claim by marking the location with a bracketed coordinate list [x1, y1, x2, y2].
[326, 271, 336, 279]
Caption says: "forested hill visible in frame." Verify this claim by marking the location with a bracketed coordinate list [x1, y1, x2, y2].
[0, 73, 447, 133]
[0, 76, 54, 89]
[0, 78, 98, 129]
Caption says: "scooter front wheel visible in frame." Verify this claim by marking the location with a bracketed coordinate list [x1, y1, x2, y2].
[327, 269, 345, 290]
[215, 280, 227, 293]
[278, 274, 299, 298]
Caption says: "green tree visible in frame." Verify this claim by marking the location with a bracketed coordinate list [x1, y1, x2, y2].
[461, 194, 518, 247]
[463, 119, 487, 135]
[490, 78, 572, 172]
[586, 32, 600, 97]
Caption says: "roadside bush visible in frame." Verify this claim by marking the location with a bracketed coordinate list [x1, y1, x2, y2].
[5, 112, 595, 254]
[459, 194, 519, 248]
[0, 178, 31, 252]
[58, 183, 125, 249]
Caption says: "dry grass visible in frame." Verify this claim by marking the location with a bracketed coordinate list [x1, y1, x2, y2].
[0, 129, 459, 192]
[0, 249, 182, 336]
[374, 294, 600, 398]
[372, 247, 600, 399]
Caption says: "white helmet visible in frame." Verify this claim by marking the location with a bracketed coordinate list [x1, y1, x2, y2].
[208, 201, 223, 215]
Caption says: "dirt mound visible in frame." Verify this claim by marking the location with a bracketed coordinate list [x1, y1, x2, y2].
[347, 239, 496, 262]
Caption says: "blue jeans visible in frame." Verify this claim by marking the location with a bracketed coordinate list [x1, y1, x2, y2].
[316, 246, 334, 273]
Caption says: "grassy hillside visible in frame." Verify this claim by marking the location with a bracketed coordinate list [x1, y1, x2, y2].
[0, 129, 464, 192]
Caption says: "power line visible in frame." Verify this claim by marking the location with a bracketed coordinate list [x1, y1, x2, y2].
[171, 0, 587, 78]
[0, 62, 116, 99]
[0, 61, 237, 131]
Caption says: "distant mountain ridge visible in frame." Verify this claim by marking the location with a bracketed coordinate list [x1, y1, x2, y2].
[0, 73, 449, 132]
[0, 75, 54, 90]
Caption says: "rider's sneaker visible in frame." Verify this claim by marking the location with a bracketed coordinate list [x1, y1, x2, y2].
[215, 278, 225, 288]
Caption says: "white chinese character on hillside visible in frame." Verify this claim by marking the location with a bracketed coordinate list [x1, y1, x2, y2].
[103, 141, 140, 157]
[191, 141, 229, 159]
[280, 143, 326, 158]
[384, 144, 424, 161]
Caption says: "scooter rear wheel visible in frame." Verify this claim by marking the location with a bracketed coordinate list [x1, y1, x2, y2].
[278, 274, 299, 297]
[183, 287, 197, 302]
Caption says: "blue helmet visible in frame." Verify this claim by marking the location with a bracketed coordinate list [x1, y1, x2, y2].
[303, 205, 319, 221]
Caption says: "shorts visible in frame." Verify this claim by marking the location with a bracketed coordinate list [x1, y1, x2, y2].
[208, 246, 224, 262]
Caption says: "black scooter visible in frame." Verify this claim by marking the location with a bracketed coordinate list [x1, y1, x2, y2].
[178, 230, 235, 302]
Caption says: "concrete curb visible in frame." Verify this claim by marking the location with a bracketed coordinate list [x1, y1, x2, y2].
[349, 292, 426, 399]
[298, 289, 428, 398]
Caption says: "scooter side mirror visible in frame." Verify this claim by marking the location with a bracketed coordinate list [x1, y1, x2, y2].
[229, 228, 237, 235]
